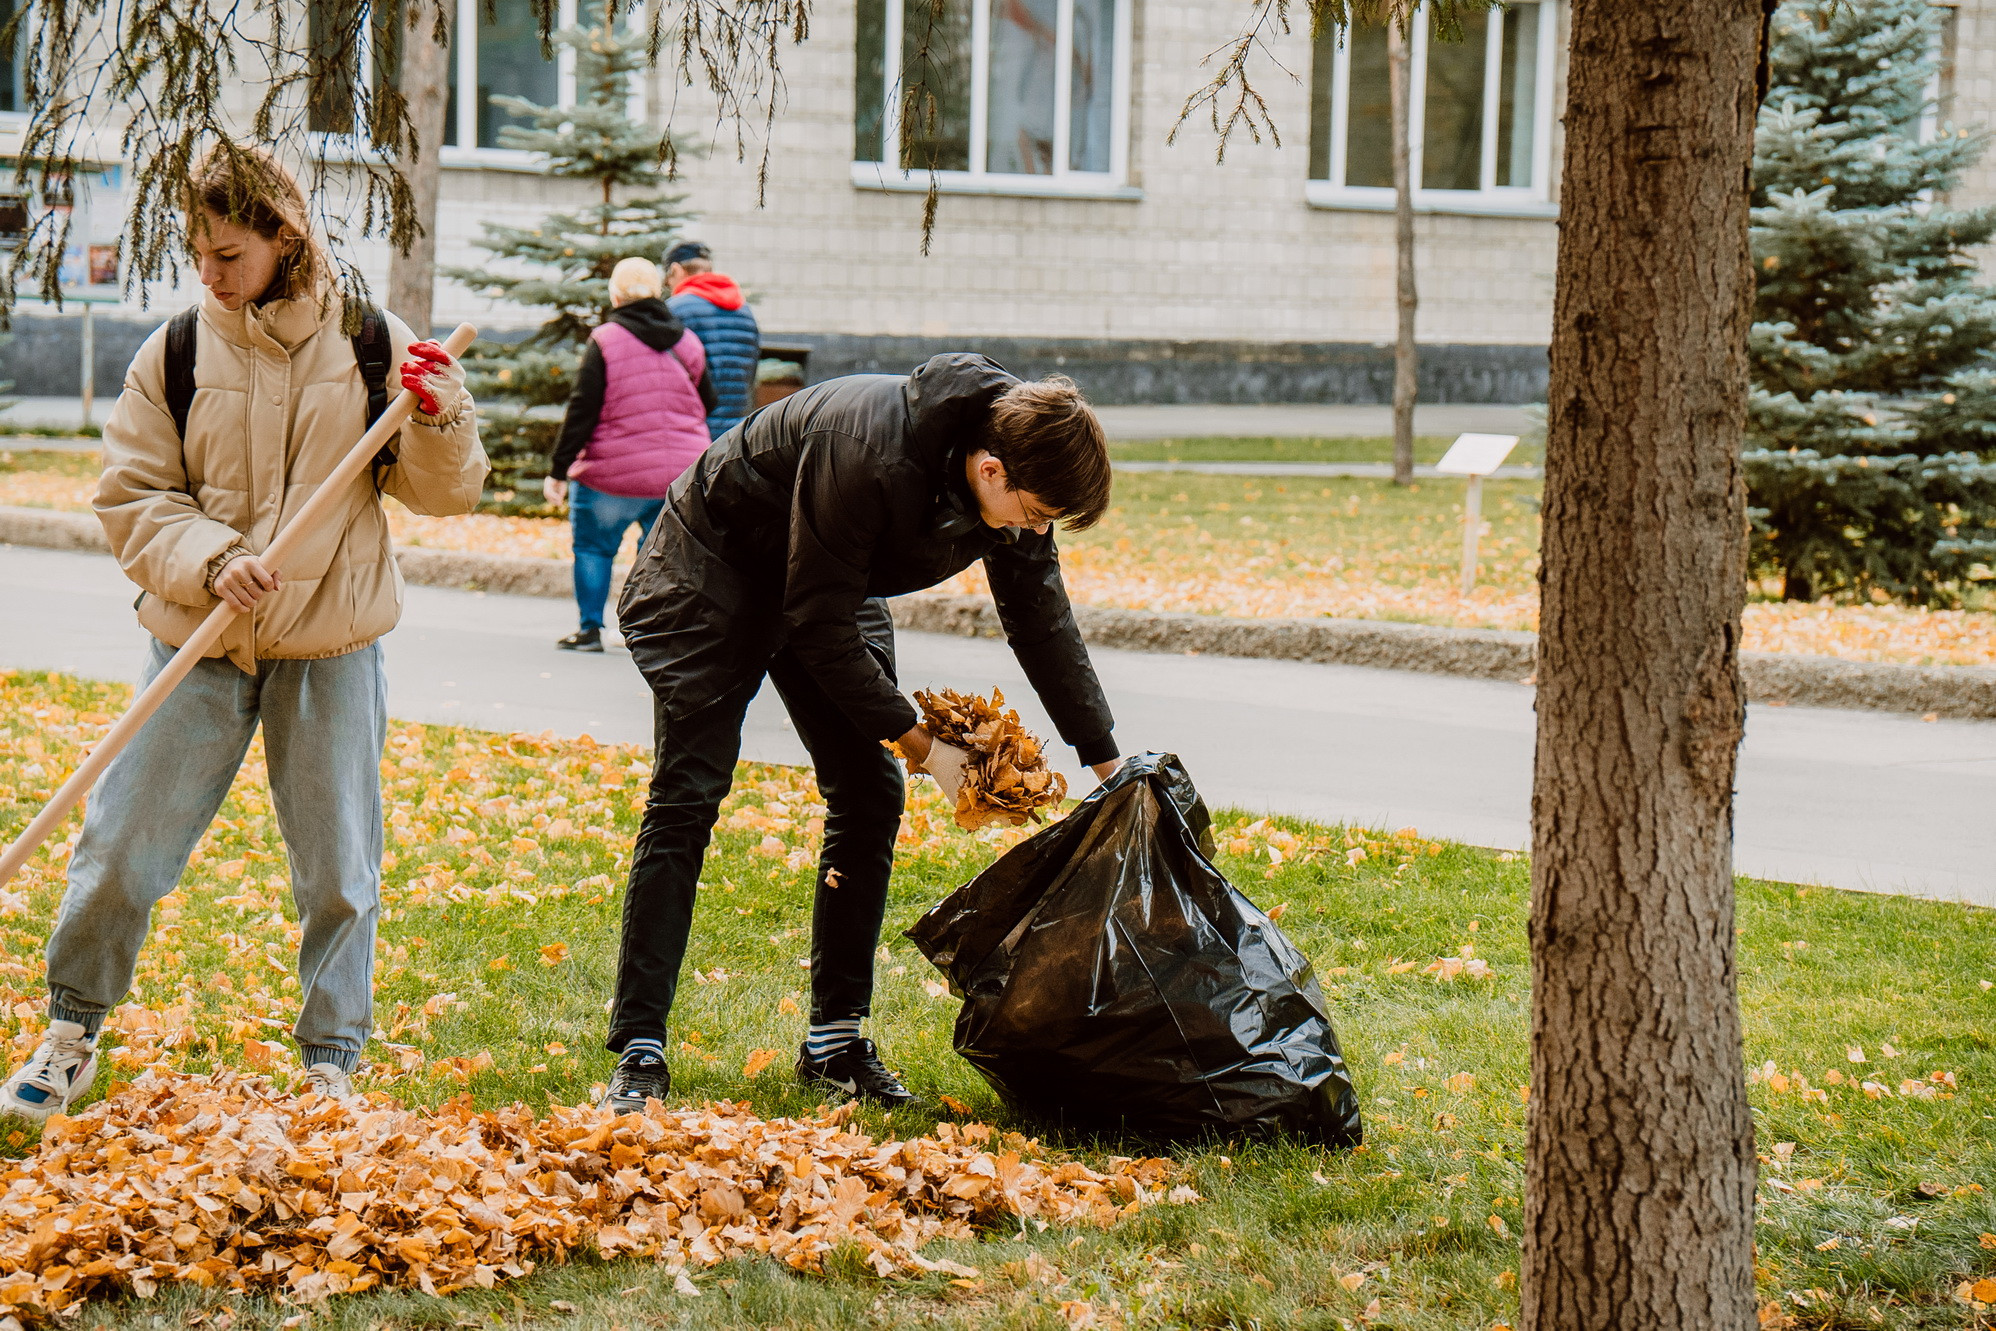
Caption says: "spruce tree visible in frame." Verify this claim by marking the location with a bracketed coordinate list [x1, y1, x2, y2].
[1746, 0, 1996, 602]
[446, 4, 694, 501]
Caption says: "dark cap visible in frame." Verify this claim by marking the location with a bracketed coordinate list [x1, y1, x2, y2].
[665, 240, 712, 267]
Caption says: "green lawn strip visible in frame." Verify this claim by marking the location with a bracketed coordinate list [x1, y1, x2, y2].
[1106, 436, 1545, 467]
[1107, 435, 1462, 466]
[0, 447, 101, 479]
[1068, 470, 1545, 614]
[5, 676, 1996, 1329]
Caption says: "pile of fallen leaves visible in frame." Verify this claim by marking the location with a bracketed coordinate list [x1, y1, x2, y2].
[905, 689, 1067, 831]
[0, 1071, 1180, 1322]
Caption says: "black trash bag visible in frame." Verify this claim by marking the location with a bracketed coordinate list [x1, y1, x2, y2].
[906, 752, 1362, 1147]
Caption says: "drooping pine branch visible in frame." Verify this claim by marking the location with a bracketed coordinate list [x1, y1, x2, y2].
[1169, 0, 1496, 163]
[9, 0, 808, 319]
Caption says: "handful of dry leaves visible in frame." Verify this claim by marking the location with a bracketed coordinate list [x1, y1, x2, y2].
[0, 1070, 1183, 1322]
[904, 688, 1067, 831]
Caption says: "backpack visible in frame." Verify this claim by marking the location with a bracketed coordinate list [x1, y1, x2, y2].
[163, 302, 399, 477]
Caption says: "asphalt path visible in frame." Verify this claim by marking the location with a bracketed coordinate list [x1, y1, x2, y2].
[4, 544, 1992, 904]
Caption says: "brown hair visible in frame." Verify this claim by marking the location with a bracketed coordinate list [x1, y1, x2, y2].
[983, 376, 1113, 531]
[184, 145, 325, 301]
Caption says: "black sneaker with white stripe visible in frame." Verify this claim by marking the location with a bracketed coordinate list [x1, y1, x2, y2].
[605, 1047, 671, 1114]
[795, 1037, 917, 1108]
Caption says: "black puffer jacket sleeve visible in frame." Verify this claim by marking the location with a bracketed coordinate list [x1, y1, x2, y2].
[782, 433, 921, 741]
[983, 533, 1117, 764]
[550, 341, 608, 482]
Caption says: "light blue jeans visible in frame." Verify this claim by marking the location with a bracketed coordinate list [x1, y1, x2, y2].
[46, 638, 388, 1072]
[571, 481, 665, 631]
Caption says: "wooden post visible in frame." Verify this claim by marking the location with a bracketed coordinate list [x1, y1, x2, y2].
[1459, 473, 1484, 597]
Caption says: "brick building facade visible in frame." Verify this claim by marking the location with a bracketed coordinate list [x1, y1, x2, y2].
[0, 0, 1984, 401]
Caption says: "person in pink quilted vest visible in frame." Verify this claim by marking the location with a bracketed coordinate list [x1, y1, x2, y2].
[543, 257, 720, 651]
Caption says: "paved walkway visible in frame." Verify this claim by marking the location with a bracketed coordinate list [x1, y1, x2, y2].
[5, 545, 1992, 904]
[6, 398, 1537, 442]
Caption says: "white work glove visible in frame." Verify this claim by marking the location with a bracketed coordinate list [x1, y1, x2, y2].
[400, 340, 469, 424]
[918, 739, 972, 805]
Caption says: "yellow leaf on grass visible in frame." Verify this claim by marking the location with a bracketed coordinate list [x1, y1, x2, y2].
[1975, 1279, 1996, 1304]
[1446, 1072, 1476, 1094]
[1488, 1214, 1509, 1238]
[488, 955, 512, 972]
[1382, 1050, 1406, 1066]
[778, 995, 801, 1015]
[538, 942, 570, 966]
[743, 1048, 781, 1079]
[1339, 1273, 1366, 1291]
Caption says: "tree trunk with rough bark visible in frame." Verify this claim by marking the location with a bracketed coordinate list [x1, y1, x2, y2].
[1524, 2, 1768, 1328]
[1388, 17, 1417, 488]
[387, 2, 452, 334]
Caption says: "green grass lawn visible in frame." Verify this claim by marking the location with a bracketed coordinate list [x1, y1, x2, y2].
[1047, 470, 1545, 622]
[3, 670, 1995, 1329]
[0, 446, 100, 478]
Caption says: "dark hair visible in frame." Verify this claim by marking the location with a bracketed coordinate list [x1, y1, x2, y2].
[184, 145, 324, 300]
[665, 240, 713, 269]
[984, 376, 1113, 531]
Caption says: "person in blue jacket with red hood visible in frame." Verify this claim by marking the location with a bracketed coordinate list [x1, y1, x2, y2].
[605, 354, 1125, 1113]
[665, 241, 760, 440]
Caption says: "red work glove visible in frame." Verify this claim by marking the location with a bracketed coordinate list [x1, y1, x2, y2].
[398, 340, 467, 421]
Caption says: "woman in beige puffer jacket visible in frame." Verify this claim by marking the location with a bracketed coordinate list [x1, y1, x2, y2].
[1, 147, 487, 1122]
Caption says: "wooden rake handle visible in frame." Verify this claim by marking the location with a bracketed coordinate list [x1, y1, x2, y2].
[0, 321, 480, 889]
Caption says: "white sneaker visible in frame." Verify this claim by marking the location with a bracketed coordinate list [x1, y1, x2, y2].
[298, 1062, 355, 1100]
[0, 1020, 99, 1121]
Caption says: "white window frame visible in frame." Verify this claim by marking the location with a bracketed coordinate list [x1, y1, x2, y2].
[313, 0, 614, 172]
[850, 0, 1139, 201]
[1306, 0, 1558, 218]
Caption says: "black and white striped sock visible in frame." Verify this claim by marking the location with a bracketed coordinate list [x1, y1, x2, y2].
[621, 1037, 666, 1065]
[802, 1018, 862, 1061]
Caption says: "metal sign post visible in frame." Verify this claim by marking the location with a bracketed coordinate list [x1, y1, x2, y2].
[80, 303, 95, 427]
[20, 291, 122, 430]
[1435, 432, 1521, 597]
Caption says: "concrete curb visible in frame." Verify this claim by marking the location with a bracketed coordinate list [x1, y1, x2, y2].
[887, 591, 1540, 681]
[6, 504, 1993, 720]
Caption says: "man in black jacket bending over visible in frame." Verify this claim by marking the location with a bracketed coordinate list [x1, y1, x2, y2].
[607, 353, 1123, 1111]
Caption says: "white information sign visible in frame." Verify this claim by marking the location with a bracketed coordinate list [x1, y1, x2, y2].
[1435, 432, 1521, 477]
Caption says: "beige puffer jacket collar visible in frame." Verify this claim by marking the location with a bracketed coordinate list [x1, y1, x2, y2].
[95, 289, 487, 673]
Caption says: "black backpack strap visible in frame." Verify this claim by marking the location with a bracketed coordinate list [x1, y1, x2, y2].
[163, 306, 201, 439]
[348, 303, 397, 479]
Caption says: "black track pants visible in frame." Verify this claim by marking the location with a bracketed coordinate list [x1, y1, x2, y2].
[607, 620, 905, 1051]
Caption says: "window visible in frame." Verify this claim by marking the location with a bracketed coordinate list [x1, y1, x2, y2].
[1308, 2, 1555, 214]
[852, 0, 1133, 198]
[1924, 2, 1960, 143]
[1, 0, 27, 113]
[307, 0, 404, 136]
[308, 0, 578, 155]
